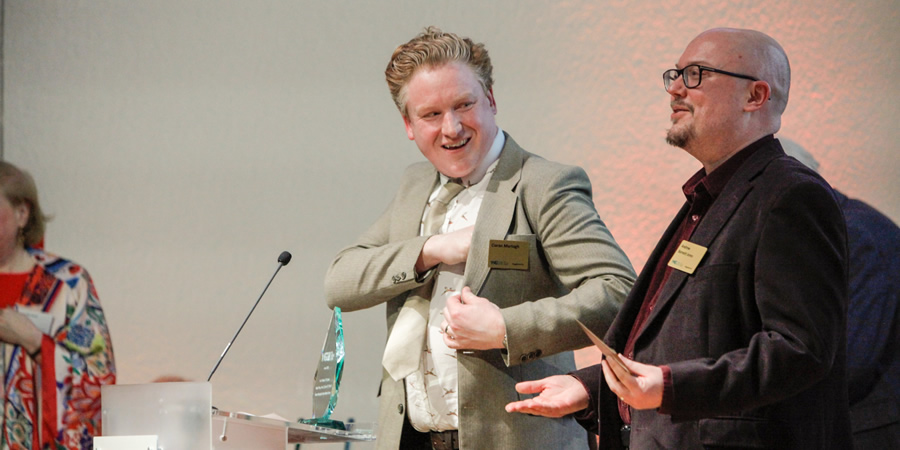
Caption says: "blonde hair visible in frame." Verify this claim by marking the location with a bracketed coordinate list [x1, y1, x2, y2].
[0, 161, 48, 247]
[385, 26, 494, 119]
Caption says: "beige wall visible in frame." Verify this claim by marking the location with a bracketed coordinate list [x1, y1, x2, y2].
[4, 1, 898, 445]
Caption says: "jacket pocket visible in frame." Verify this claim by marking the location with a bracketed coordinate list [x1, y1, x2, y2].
[698, 416, 774, 448]
[481, 234, 544, 307]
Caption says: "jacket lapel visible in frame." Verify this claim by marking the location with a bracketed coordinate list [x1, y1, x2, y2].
[391, 164, 440, 241]
[633, 143, 783, 345]
[609, 202, 689, 348]
[465, 134, 524, 293]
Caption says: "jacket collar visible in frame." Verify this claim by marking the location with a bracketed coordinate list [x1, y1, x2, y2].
[631, 138, 785, 348]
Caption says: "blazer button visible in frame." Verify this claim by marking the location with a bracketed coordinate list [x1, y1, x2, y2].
[534, 349, 542, 358]
[520, 354, 528, 362]
[397, 404, 404, 415]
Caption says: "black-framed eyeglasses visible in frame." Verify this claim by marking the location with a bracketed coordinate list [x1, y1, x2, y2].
[663, 65, 758, 90]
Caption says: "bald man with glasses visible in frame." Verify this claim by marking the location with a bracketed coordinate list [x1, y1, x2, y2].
[507, 28, 852, 449]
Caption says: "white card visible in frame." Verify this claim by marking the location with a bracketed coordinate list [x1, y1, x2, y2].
[15, 306, 55, 335]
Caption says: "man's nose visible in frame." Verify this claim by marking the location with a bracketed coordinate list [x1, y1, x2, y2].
[442, 112, 463, 137]
[666, 75, 686, 97]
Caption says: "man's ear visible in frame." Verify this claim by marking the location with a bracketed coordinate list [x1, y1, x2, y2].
[486, 88, 497, 113]
[403, 115, 415, 141]
[745, 80, 771, 112]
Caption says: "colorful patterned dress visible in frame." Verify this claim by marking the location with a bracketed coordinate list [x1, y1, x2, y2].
[1, 249, 115, 449]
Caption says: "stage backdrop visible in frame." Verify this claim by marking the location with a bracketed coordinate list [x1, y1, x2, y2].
[4, 1, 898, 448]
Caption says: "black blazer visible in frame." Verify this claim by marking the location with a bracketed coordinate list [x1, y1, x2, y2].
[577, 138, 852, 449]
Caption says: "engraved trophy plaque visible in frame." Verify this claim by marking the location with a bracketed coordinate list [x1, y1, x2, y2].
[299, 307, 345, 429]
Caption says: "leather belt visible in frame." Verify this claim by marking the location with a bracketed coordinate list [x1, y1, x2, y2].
[430, 429, 459, 450]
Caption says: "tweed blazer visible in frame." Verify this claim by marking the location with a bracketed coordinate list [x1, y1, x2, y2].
[576, 138, 852, 449]
[325, 133, 636, 449]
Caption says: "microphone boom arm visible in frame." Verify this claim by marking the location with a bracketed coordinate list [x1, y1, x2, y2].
[207, 251, 291, 382]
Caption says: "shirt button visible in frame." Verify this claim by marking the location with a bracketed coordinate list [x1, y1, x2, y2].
[691, 214, 701, 222]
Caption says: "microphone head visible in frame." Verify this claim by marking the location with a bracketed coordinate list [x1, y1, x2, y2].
[278, 251, 292, 266]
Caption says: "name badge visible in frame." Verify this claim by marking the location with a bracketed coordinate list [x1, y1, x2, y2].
[488, 239, 529, 270]
[667, 240, 708, 274]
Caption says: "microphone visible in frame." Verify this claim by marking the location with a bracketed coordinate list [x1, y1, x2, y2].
[207, 251, 292, 382]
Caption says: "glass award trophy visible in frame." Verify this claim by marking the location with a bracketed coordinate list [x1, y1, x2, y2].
[299, 307, 345, 429]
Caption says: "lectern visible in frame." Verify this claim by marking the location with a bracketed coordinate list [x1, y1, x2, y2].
[93, 382, 374, 449]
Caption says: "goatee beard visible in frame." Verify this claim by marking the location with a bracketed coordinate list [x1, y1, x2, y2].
[667, 100, 694, 148]
[666, 124, 694, 148]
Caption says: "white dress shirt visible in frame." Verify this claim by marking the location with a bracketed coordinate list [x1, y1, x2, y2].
[406, 128, 505, 432]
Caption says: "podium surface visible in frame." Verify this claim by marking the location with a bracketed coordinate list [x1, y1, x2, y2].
[212, 409, 375, 444]
[96, 382, 374, 449]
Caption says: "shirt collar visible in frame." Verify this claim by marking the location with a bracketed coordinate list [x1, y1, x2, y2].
[682, 134, 774, 201]
[440, 127, 505, 187]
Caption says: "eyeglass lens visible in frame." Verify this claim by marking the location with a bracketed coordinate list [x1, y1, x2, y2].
[664, 66, 702, 90]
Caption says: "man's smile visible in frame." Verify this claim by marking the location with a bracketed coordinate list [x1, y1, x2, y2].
[442, 137, 470, 150]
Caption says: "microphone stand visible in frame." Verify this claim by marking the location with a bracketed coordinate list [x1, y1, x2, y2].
[207, 251, 292, 382]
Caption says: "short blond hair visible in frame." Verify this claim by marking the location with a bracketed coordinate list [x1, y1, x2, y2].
[0, 161, 48, 247]
[385, 26, 494, 119]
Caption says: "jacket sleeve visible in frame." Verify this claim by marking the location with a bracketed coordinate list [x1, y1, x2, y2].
[47, 266, 116, 447]
[501, 164, 636, 366]
[324, 179, 434, 312]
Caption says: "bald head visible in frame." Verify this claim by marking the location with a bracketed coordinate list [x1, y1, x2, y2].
[666, 28, 793, 169]
[692, 28, 791, 116]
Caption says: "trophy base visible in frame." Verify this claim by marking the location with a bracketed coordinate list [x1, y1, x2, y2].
[298, 418, 346, 430]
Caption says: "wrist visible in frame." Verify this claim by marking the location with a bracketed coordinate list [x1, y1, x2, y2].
[25, 332, 44, 359]
[416, 236, 441, 272]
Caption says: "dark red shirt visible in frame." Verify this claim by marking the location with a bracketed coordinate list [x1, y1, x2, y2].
[618, 135, 773, 424]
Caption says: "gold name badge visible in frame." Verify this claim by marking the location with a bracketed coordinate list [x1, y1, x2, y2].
[667, 240, 708, 274]
[488, 239, 530, 270]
